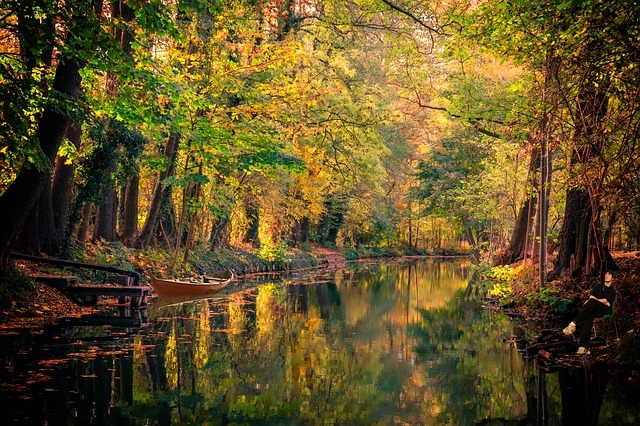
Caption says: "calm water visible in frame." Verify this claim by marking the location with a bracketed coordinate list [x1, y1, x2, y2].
[1, 258, 638, 425]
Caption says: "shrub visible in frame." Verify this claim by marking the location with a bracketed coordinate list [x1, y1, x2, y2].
[538, 287, 570, 313]
[344, 248, 359, 261]
[258, 242, 290, 265]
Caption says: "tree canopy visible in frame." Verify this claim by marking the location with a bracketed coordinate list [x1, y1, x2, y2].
[1, 0, 640, 284]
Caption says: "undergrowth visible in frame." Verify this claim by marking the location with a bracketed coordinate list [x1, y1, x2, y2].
[0, 269, 34, 309]
[477, 261, 571, 313]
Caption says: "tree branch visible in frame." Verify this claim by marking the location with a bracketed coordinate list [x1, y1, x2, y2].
[412, 95, 505, 139]
[380, 0, 442, 34]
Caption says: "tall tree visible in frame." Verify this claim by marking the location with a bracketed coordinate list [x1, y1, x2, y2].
[470, 0, 640, 279]
[0, 1, 105, 272]
[140, 133, 181, 248]
[93, 0, 138, 243]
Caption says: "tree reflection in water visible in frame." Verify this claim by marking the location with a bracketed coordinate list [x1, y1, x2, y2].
[0, 259, 638, 424]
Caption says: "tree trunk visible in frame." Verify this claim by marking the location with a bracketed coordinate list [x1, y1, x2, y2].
[553, 85, 610, 277]
[52, 121, 82, 245]
[140, 133, 181, 247]
[14, 178, 57, 256]
[209, 217, 231, 251]
[408, 200, 413, 249]
[110, 1, 135, 54]
[93, 145, 119, 242]
[120, 174, 140, 245]
[318, 200, 333, 244]
[94, 185, 118, 242]
[160, 200, 177, 248]
[243, 197, 260, 247]
[111, 0, 138, 245]
[300, 216, 310, 243]
[182, 164, 203, 266]
[14, 115, 84, 257]
[554, 188, 591, 277]
[464, 226, 481, 262]
[76, 203, 93, 247]
[496, 147, 541, 265]
[326, 207, 344, 246]
[495, 196, 537, 266]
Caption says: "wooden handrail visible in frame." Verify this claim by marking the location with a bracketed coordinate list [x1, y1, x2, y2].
[10, 252, 142, 286]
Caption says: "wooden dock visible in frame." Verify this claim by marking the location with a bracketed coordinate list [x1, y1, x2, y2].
[31, 274, 150, 308]
[64, 284, 150, 307]
[12, 252, 149, 308]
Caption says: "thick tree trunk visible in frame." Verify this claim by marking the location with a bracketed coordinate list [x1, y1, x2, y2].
[22, 121, 83, 257]
[140, 133, 181, 247]
[243, 198, 260, 247]
[94, 185, 118, 241]
[0, 58, 81, 272]
[92, 137, 119, 242]
[120, 174, 140, 245]
[495, 196, 536, 266]
[15, 114, 83, 256]
[76, 203, 93, 247]
[300, 216, 310, 243]
[326, 208, 344, 246]
[209, 217, 231, 251]
[553, 85, 610, 278]
[555, 188, 591, 276]
[182, 164, 203, 266]
[318, 201, 332, 244]
[52, 122, 82, 245]
[496, 147, 541, 265]
[14, 179, 57, 256]
[110, 0, 138, 245]
[464, 227, 481, 262]
[110, 2, 135, 54]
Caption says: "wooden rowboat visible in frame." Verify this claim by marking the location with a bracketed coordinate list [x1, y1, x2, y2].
[150, 270, 234, 296]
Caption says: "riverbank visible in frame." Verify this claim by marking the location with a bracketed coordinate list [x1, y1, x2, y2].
[0, 242, 471, 331]
[495, 251, 640, 370]
[0, 244, 349, 330]
[1, 241, 467, 321]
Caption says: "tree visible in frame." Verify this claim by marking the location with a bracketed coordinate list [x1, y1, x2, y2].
[103, 0, 138, 244]
[470, 0, 640, 278]
[0, 1, 104, 272]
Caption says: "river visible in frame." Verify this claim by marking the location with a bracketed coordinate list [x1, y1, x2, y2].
[1, 258, 638, 424]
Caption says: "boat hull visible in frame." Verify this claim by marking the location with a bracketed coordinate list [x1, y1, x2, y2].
[150, 271, 233, 297]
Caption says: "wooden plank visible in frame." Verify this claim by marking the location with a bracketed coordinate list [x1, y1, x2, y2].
[30, 275, 77, 288]
[64, 285, 151, 296]
[64, 285, 150, 308]
[108, 274, 134, 286]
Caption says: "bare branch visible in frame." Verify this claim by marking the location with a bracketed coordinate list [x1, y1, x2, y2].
[380, 0, 442, 34]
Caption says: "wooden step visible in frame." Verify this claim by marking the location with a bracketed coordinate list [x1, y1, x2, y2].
[108, 274, 135, 286]
[63, 285, 151, 308]
[30, 274, 77, 288]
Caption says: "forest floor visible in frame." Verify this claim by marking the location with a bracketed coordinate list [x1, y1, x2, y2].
[510, 250, 640, 320]
[0, 280, 98, 332]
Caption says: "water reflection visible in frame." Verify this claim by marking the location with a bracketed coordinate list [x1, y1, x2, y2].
[1, 259, 638, 424]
